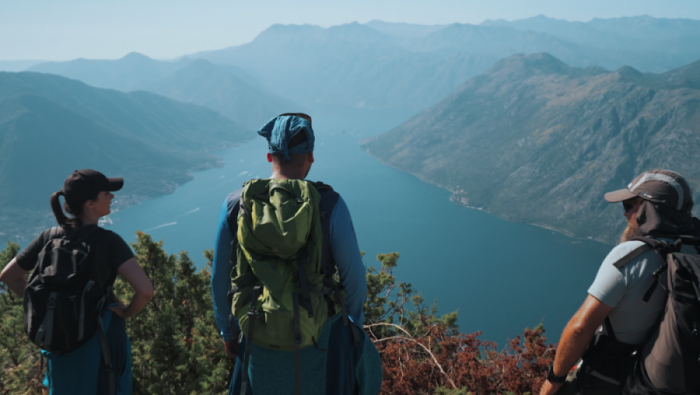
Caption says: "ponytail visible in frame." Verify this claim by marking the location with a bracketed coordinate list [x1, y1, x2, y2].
[50, 191, 87, 228]
[50, 191, 71, 228]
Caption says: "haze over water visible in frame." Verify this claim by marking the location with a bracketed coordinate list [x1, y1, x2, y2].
[106, 109, 610, 344]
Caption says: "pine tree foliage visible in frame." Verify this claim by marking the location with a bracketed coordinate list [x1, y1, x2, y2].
[112, 232, 232, 395]
[0, 233, 233, 395]
[1, 239, 557, 395]
[0, 242, 45, 395]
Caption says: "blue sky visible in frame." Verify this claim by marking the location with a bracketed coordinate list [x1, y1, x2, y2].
[2, 0, 700, 61]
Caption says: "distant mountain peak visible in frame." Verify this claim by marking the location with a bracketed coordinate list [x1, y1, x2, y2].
[615, 65, 643, 77]
[187, 58, 215, 68]
[480, 14, 568, 27]
[254, 23, 323, 42]
[529, 14, 554, 21]
[490, 53, 571, 75]
[121, 52, 151, 61]
[327, 22, 392, 38]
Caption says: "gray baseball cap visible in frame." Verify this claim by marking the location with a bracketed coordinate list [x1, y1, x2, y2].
[605, 169, 694, 212]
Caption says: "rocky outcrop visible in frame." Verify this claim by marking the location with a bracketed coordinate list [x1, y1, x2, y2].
[363, 53, 700, 243]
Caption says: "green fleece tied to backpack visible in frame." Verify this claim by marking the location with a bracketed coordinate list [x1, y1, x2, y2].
[232, 178, 329, 351]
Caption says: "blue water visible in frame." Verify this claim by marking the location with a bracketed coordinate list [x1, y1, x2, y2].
[106, 110, 610, 344]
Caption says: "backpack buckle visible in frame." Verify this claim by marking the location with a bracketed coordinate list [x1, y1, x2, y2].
[248, 286, 262, 317]
[46, 293, 57, 309]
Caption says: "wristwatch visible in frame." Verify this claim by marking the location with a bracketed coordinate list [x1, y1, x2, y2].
[547, 363, 567, 383]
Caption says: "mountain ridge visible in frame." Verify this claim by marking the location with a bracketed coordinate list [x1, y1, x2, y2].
[139, 59, 301, 130]
[0, 71, 251, 241]
[27, 53, 301, 129]
[28, 53, 193, 91]
[27, 16, 700, 114]
[181, 17, 700, 111]
[362, 53, 700, 244]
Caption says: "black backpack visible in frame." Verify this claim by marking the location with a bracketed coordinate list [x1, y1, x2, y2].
[23, 226, 110, 353]
[621, 236, 700, 395]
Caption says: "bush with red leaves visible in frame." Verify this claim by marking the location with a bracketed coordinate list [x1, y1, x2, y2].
[364, 253, 557, 395]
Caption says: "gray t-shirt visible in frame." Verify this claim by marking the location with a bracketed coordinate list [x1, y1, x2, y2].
[588, 240, 697, 344]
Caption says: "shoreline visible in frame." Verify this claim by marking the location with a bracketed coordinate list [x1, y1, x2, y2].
[361, 145, 611, 246]
[3, 142, 246, 244]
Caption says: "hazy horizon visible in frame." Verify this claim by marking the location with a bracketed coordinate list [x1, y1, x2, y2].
[3, 0, 700, 61]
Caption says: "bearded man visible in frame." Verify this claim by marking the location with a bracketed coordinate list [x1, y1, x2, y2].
[540, 169, 700, 395]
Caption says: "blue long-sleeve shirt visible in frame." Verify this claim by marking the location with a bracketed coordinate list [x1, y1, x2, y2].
[211, 189, 367, 341]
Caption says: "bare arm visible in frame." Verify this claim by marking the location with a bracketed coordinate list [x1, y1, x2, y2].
[0, 258, 28, 297]
[108, 257, 154, 318]
[540, 294, 612, 395]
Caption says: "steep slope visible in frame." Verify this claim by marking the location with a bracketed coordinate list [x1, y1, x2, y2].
[140, 59, 301, 130]
[28, 52, 192, 91]
[0, 72, 250, 241]
[362, 53, 700, 243]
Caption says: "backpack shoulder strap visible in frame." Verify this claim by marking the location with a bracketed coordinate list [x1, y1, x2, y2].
[226, 189, 243, 236]
[612, 238, 655, 269]
[316, 186, 340, 270]
[310, 180, 334, 192]
[47, 226, 66, 240]
[628, 236, 680, 302]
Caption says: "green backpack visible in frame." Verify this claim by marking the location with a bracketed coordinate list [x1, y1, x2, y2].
[230, 178, 340, 394]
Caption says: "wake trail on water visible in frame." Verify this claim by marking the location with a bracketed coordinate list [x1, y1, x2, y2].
[184, 208, 200, 215]
[145, 222, 177, 231]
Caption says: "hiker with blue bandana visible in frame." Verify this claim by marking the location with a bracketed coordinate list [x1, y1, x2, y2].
[211, 113, 382, 395]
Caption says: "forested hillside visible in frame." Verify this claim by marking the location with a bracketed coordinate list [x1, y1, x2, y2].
[0, 72, 250, 241]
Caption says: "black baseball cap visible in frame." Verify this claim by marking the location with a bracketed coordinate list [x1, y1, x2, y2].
[61, 169, 123, 203]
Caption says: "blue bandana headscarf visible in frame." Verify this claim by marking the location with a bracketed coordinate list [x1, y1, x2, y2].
[257, 115, 315, 161]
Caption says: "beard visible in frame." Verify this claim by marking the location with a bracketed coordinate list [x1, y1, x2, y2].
[619, 219, 644, 244]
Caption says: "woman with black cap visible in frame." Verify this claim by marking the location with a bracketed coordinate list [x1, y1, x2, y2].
[0, 169, 154, 394]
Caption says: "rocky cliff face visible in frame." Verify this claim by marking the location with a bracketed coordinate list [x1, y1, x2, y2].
[363, 53, 700, 243]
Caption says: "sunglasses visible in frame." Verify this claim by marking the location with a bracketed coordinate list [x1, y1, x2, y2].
[623, 199, 643, 213]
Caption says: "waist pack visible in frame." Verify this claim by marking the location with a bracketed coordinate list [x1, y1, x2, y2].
[621, 236, 700, 395]
[581, 318, 639, 384]
[230, 179, 348, 395]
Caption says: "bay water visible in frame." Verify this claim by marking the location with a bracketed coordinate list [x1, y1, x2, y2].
[106, 110, 611, 344]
